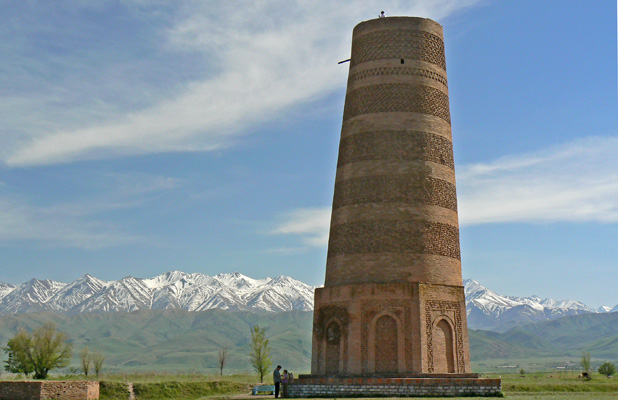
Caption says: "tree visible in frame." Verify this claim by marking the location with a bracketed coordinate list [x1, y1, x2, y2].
[3, 329, 34, 377]
[581, 351, 592, 380]
[250, 325, 272, 383]
[218, 348, 227, 376]
[79, 347, 91, 377]
[92, 351, 105, 378]
[598, 362, 616, 378]
[2, 323, 72, 379]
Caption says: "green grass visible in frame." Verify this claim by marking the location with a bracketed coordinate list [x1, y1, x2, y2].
[497, 372, 618, 393]
[132, 381, 248, 399]
[100, 382, 130, 400]
[99, 372, 262, 384]
[4, 372, 618, 399]
[98, 373, 256, 399]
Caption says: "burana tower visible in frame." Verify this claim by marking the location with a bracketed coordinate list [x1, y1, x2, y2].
[289, 16, 501, 397]
[316, 17, 467, 376]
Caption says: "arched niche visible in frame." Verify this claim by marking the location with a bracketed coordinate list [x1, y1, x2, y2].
[325, 320, 342, 374]
[433, 318, 455, 373]
[368, 311, 405, 373]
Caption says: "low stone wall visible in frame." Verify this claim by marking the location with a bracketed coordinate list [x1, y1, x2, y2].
[288, 377, 502, 397]
[0, 381, 99, 400]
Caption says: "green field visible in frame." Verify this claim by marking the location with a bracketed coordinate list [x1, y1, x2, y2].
[3, 372, 618, 399]
[96, 372, 618, 399]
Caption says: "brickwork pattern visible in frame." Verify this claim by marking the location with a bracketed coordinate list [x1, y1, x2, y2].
[375, 315, 399, 373]
[337, 131, 455, 169]
[327, 220, 460, 260]
[332, 176, 457, 211]
[325, 322, 342, 374]
[343, 84, 451, 123]
[350, 30, 446, 69]
[348, 67, 448, 87]
[360, 299, 412, 373]
[288, 377, 501, 398]
[0, 381, 99, 400]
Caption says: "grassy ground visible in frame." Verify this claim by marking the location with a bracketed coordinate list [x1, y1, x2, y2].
[3, 371, 618, 399]
[492, 372, 618, 393]
[96, 373, 259, 400]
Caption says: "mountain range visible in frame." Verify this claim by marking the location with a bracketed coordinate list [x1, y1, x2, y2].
[0, 272, 614, 332]
[464, 279, 617, 331]
[0, 271, 315, 315]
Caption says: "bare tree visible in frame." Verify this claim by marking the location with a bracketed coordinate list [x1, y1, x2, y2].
[250, 325, 272, 383]
[79, 347, 91, 377]
[92, 351, 105, 378]
[218, 348, 227, 376]
[581, 351, 592, 380]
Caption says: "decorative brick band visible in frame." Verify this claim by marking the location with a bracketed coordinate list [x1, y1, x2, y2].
[348, 66, 448, 87]
[288, 377, 501, 398]
[337, 131, 455, 169]
[327, 220, 461, 260]
[333, 176, 457, 211]
[343, 84, 450, 123]
[351, 29, 446, 69]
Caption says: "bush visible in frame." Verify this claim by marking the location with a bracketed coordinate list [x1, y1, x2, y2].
[598, 362, 617, 378]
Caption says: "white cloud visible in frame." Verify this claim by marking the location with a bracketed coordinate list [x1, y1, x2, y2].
[274, 136, 618, 248]
[271, 207, 331, 247]
[3, 1, 482, 166]
[458, 136, 618, 225]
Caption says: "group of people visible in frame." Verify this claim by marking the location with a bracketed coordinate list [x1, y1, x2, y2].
[272, 365, 294, 398]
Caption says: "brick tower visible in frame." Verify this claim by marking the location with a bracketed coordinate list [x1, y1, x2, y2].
[311, 16, 471, 376]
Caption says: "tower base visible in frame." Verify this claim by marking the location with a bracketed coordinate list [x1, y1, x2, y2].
[288, 375, 502, 398]
[311, 282, 471, 375]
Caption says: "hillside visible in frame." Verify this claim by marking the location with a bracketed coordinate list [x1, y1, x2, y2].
[0, 309, 313, 373]
[1, 309, 617, 373]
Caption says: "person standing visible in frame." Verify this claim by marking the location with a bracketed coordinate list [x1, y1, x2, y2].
[273, 365, 282, 398]
[281, 369, 289, 398]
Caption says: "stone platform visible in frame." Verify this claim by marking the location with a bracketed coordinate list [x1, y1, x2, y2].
[288, 375, 502, 397]
[0, 381, 99, 400]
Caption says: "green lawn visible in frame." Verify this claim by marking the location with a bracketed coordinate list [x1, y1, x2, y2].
[4, 371, 618, 399]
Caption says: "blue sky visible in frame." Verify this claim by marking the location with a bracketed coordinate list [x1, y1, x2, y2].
[0, 1, 616, 307]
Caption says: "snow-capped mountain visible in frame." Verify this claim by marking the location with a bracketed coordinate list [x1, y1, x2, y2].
[463, 279, 614, 332]
[0, 273, 613, 330]
[0, 278, 67, 314]
[0, 272, 315, 315]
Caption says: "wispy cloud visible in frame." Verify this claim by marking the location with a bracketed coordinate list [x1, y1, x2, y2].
[2, 1, 482, 166]
[274, 136, 618, 247]
[458, 136, 618, 225]
[271, 207, 331, 247]
[0, 173, 180, 249]
[0, 195, 136, 249]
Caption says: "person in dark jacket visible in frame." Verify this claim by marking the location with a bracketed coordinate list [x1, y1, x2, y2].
[273, 365, 282, 398]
